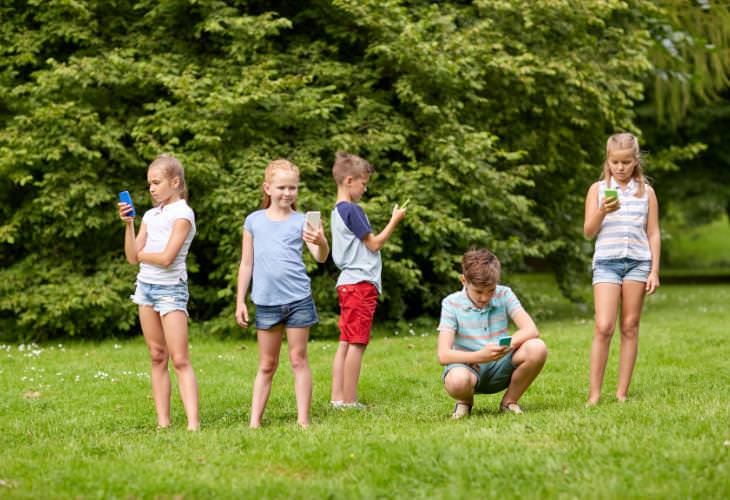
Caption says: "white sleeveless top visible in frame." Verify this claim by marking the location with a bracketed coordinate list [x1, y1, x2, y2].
[593, 178, 651, 266]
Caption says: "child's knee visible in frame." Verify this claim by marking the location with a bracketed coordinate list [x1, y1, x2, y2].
[595, 321, 615, 339]
[444, 369, 475, 395]
[524, 338, 548, 362]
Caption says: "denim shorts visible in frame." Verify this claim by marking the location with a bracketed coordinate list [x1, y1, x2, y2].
[254, 295, 319, 330]
[442, 351, 516, 394]
[593, 258, 652, 285]
[130, 280, 189, 316]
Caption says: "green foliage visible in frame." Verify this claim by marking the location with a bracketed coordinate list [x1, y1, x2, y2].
[1, 1, 659, 339]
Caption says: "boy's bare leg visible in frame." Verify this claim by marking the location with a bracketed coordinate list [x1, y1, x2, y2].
[342, 343, 367, 403]
[250, 325, 283, 428]
[616, 281, 646, 402]
[501, 338, 547, 406]
[139, 306, 171, 428]
[161, 310, 199, 430]
[330, 341, 349, 402]
[589, 283, 621, 405]
[443, 367, 477, 406]
[286, 327, 312, 427]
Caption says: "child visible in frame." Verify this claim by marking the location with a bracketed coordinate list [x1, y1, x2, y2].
[583, 132, 660, 405]
[437, 248, 547, 419]
[235, 159, 329, 428]
[329, 152, 407, 409]
[118, 154, 199, 430]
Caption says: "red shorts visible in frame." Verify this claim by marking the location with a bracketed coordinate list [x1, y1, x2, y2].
[337, 282, 378, 345]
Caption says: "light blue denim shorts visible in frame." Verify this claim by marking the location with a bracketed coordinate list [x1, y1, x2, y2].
[442, 351, 516, 394]
[254, 295, 319, 330]
[593, 258, 652, 285]
[130, 280, 189, 316]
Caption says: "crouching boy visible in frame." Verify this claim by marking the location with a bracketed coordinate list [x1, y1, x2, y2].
[437, 248, 547, 418]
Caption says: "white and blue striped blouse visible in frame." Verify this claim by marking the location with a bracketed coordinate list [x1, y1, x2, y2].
[593, 178, 651, 265]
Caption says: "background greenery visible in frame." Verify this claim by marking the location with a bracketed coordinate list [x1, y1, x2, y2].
[1, 0, 729, 340]
[1, 280, 728, 498]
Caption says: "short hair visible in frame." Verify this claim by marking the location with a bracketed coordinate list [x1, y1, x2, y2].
[462, 248, 501, 286]
[332, 151, 374, 185]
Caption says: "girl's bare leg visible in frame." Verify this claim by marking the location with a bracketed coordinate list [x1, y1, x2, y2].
[250, 325, 283, 428]
[589, 283, 621, 405]
[161, 310, 199, 430]
[139, 306, 171, 428]
[286, 327, 312, 427]
[616, 280, 646, 401]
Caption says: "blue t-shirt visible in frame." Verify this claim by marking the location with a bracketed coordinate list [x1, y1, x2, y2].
[243, 210, 311, 306]
[331, 201, 382, 294]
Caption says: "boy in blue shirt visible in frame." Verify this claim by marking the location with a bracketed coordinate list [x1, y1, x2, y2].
[438, 248, 548, 418]
[330, 152, 407, 409]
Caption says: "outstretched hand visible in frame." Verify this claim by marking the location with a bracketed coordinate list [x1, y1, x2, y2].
[303, 221, 327, 247]
[391, 203, 408, 223]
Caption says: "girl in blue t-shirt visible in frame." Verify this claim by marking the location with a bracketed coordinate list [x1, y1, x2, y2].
[118, 154, 199, 431]
[235, 159, 329, 428]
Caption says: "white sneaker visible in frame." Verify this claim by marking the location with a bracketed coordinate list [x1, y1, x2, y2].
[330, 400, 345, 409]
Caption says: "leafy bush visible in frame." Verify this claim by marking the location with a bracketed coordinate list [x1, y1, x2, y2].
[1, 0, 661, 339]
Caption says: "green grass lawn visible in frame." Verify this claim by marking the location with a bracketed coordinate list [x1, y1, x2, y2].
[664, 214, 730, 270]
[1, 283, 729, 498]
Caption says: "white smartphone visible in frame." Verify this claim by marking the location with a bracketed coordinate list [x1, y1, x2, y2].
[305, 211, 321, 230]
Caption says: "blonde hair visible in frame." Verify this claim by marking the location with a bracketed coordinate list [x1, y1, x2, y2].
[261, 159, 300, 209]
[462, 248, 501, 286]
[149, 154, 187, 200]
[602, 133, 647, 197]
[332, 151, 374, 185]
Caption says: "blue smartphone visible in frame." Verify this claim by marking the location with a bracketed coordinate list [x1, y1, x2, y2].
[498, 336, 512, 347]
[118, 191, 136, 217]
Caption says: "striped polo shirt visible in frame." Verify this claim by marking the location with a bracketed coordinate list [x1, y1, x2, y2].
[593, 178, 651, 266]
[438, 286, 523, 352]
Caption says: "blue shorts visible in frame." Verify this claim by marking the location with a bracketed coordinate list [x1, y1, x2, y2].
[130, 280, 189, 317]
[593, 258, 651, 285]
[254, 295, 319, 330]
[442, 351, 516, 394]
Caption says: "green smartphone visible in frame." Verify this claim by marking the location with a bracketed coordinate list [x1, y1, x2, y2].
[604, 189, 618, 201]
[498, 336, 512, 347]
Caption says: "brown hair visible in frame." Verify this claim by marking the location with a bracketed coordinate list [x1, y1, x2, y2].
[602, 133, 647, 197]
[332, 151, 374, 185]
[148, 154, 187, 200]
[461, 248, 501, 286]
[261, 159, 299, 209]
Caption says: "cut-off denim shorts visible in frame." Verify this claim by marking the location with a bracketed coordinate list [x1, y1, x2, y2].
[130, 280, 189, 317]
[593, 258, 651, 285]
[254, 295, 319, 330]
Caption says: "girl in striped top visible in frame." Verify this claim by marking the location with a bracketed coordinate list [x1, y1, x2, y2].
[583, 133, 661, 406]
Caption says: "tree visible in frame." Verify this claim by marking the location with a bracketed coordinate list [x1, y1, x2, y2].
[0, 0, 657, 340]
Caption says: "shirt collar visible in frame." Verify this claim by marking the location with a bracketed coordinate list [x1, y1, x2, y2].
[459, 288, 496, 312]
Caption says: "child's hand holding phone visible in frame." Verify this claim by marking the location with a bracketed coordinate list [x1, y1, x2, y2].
[118, 191, 136, 221]
[601, 189, 620, 213]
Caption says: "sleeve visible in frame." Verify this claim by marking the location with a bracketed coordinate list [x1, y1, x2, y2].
[502, 287, 524, 318]
[175, 205, 195, 225]
[338, 203, 372, 240]
[437, 297, 458, 334]
[243, 212, 255, 234]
